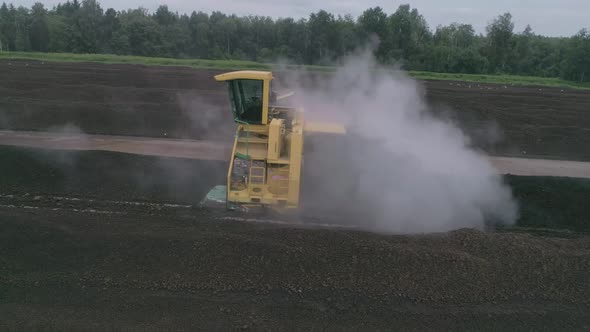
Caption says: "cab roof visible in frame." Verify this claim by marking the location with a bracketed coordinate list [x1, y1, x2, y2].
[214, 70, 273, 82]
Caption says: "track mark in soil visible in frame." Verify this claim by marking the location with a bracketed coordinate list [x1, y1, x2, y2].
[0, 203, 125, 216]
[215, 216, 360, 230]
[0, 193, 192, 209]
[0, 192, 196, 218]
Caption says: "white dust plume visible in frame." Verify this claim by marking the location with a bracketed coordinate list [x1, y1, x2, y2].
[280, 50, 518, 234]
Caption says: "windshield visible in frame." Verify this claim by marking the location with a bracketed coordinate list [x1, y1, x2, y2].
[227, 79, 264, 124]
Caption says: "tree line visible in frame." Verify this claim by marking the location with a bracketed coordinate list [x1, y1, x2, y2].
[0, 0, 589, 82]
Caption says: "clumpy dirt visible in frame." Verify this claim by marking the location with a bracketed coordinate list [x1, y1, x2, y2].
[0, 60, 234, 141]
[1, 206, 589, 331]
[1, 59, 590, 160]
[423, 80, 590, 161]
[1, 146, 589, 233]
[0, 146, 589, 330]
[1, 58, 590, 329]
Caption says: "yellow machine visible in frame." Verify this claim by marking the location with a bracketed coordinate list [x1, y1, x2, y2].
[201, 70, 345, 211]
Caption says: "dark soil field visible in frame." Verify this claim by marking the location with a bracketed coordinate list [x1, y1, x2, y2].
[0, 59, 234, 142]
[1, 59, 590, 329]
[0, 146, 589, 330]
[2, 59, 590, 160]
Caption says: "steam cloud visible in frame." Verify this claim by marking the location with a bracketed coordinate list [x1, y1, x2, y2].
[281, 50, 518, 234]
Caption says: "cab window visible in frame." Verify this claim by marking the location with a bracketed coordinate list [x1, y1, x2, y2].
[227, 79, 264, 124]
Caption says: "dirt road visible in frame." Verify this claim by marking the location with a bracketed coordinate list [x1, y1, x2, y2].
[1, 130, 588, 179]
[0, 129, 231, 160]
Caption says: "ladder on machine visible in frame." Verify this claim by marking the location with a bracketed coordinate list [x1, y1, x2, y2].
[276, 167, 290, 195]
[249, 163, 266, 185]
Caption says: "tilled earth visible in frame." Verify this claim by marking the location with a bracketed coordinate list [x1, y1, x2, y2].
[2, 205, 590, 330]
[1, 59, 590, 160]
[0, 146, 589, 330]
[1, 59, 590, 329]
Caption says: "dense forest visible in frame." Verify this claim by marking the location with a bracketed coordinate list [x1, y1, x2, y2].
[0, 0, 589, 82]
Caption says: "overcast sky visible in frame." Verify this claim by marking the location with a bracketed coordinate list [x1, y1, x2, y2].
[9, 0, 590, 37]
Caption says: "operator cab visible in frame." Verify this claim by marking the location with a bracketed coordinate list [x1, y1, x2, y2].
[227, 79, 263, 124]
[214, 71, 275, 125]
